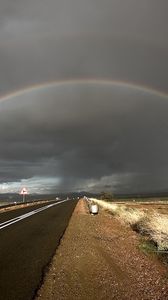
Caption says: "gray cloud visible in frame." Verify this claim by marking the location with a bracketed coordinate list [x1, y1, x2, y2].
[0, 0, 168, 95]
[0, 1, 168, 193]
[0, 83, 168, 193]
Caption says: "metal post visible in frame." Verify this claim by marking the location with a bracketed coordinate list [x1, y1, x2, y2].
[23, 194, 25, 202]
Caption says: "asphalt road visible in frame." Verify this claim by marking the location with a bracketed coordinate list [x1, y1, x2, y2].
[0, 199, 78, 300]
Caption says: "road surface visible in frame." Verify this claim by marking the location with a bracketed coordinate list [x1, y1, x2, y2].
[0, 199, 77, 300]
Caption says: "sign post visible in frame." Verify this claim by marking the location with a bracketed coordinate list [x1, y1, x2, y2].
[20, 188, 28, 202]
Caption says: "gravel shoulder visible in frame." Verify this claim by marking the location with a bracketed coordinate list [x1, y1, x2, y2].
[35, 199, 168, 300]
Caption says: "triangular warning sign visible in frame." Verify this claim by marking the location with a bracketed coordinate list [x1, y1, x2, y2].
[20, 187, 28, 195]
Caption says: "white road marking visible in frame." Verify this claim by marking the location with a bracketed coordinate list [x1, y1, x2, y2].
[0, 199, 69, 230]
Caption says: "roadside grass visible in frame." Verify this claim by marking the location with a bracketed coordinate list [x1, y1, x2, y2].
[138, 237, 168, 268]
[146, 213, 168, 251]
[90, 198, 168, 258]
[138, 237, 157, 255]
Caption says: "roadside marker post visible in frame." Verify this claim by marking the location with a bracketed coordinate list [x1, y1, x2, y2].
[20, 188, 28, 202]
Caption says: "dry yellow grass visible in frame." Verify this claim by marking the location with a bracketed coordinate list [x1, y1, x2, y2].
[147, 213, 168, 250]
[90, 198, 168, 250]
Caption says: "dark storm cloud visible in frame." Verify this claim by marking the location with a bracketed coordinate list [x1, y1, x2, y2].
[0, 0, 168, 193]
[0, 36, 168, 95]
[0, 83, 168, 193]
[0, 0, 168, 94]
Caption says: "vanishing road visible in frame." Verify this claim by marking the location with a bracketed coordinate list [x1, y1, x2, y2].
[0, 199, 77, 300]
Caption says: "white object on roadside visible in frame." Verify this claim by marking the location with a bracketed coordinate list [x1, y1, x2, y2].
[90, 204, 98, 214]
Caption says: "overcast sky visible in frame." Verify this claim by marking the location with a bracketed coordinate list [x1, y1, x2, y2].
[0, 0, 168, 194]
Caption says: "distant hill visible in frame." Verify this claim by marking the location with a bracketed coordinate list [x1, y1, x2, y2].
[115, 191, 168, 199]
[1, 190, 168, 205]
[0, 191, 99, 204]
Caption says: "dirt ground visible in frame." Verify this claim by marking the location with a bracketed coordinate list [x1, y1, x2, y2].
[35, 199, 168, 300]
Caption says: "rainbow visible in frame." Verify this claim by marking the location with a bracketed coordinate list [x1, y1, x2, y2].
[0, 78, 168, 103]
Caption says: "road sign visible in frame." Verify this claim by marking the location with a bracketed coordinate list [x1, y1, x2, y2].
[20, 188, 28, 202]
[20, 187, 28, 195]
